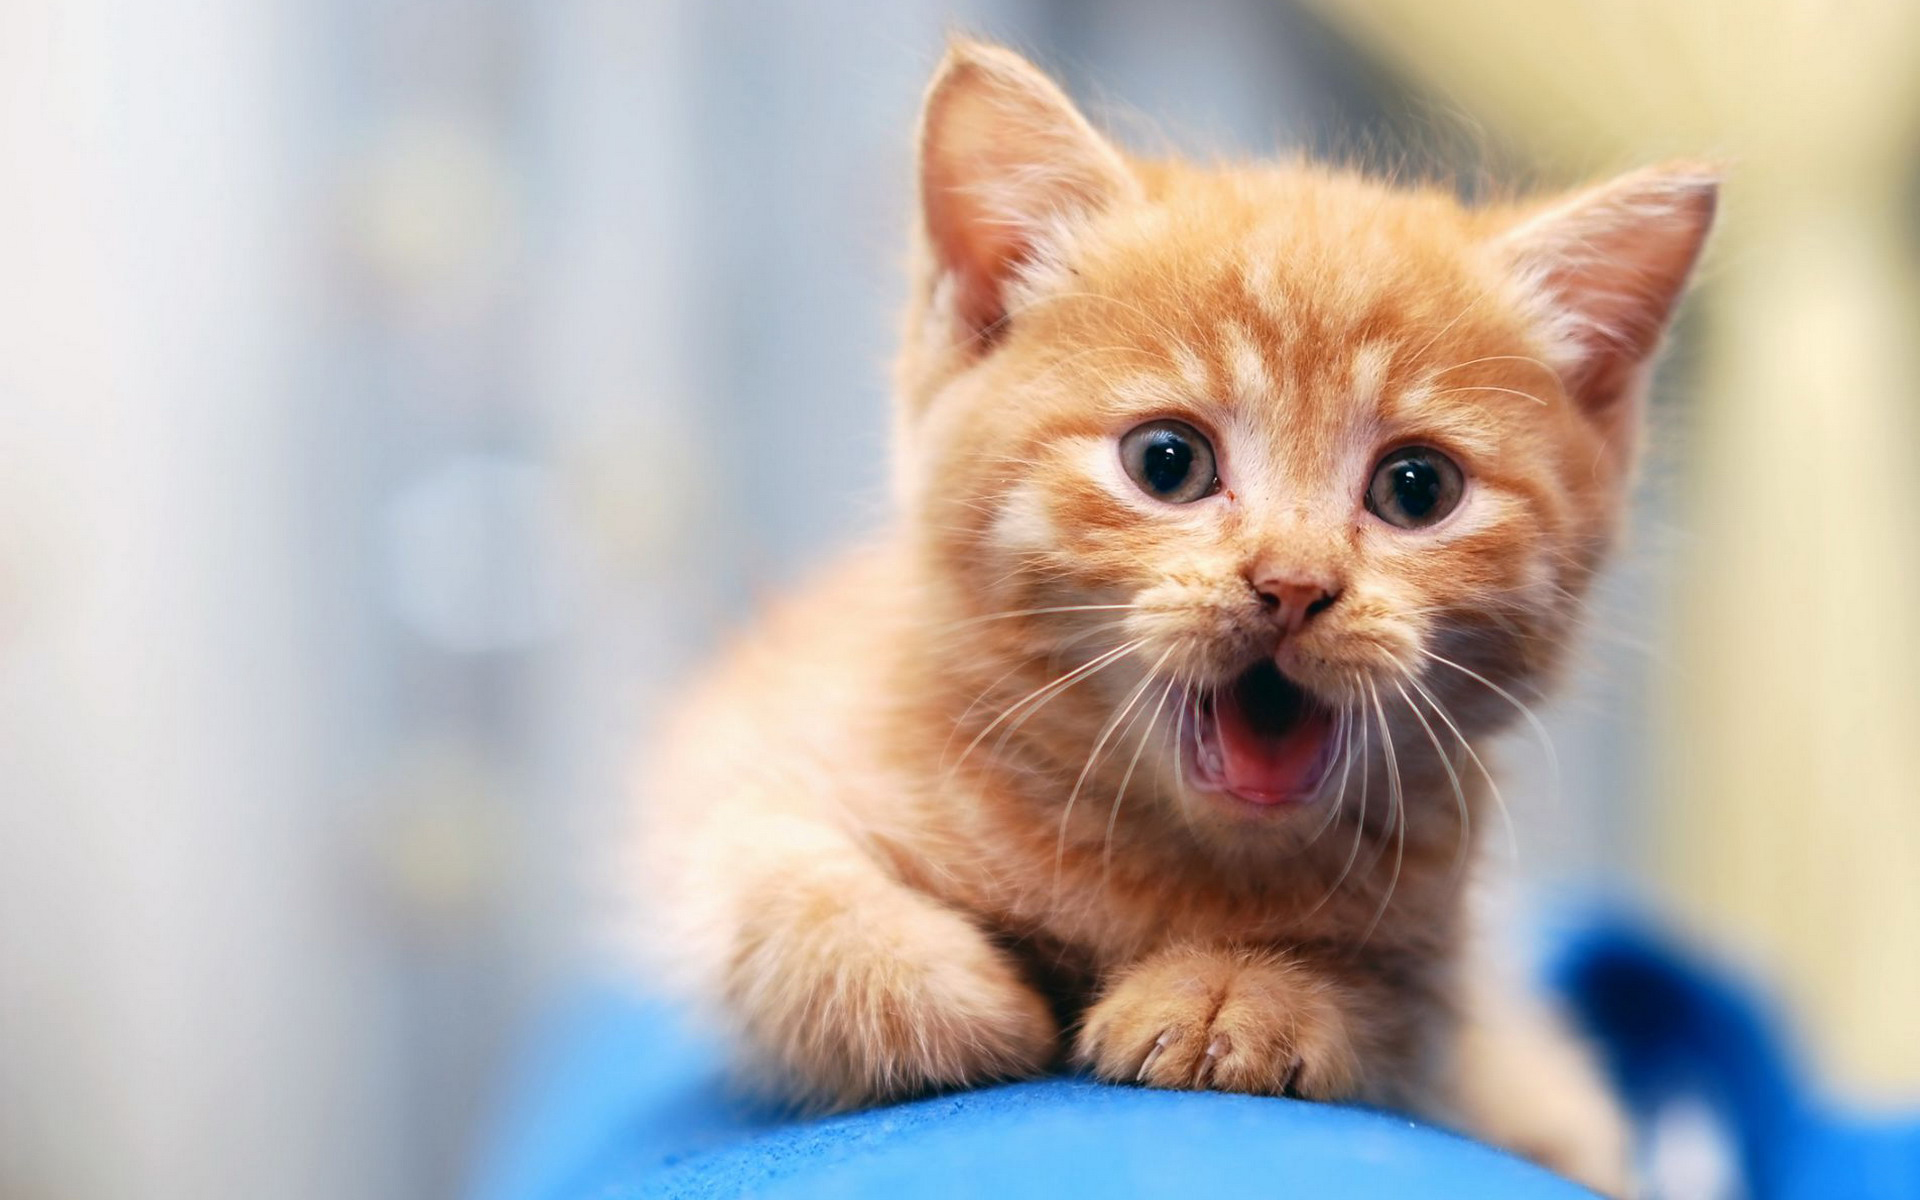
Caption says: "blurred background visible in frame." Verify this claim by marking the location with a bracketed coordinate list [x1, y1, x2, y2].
[2, 1, 1915, 1197]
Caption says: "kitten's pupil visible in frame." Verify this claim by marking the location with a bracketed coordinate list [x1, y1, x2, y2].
[1390, 460, 1441, 518]
[1367, 446, 1464, 529]
[1120, 419, 1216, 504]
[1143, 431, 1194, 494]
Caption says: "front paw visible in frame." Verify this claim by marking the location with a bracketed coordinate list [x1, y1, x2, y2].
[728, 877, 1057, 1108]
[1074, 946, 1359, 1099]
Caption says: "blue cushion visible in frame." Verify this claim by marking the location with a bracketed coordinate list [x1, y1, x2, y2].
[472, 989, 1591, 1199]
[1550, 922, 1920, 1200]
[475, 919, 1920, 1198]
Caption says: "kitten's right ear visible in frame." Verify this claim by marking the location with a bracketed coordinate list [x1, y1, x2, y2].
[916, 40, 1139, 347]
[1492, 164, 1718, 467]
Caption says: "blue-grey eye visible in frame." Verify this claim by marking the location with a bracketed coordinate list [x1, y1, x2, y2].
[1120, 420, 1217, 503]
[1367, 446, 1464, 529]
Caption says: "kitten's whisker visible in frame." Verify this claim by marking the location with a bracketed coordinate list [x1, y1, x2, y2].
[1424, 651, 1561, 810]
[1103, 676, 1178, 882]
[987, 642, 1150, 762]
[948, 638, 1142, 777]
[940, 603, 1140, 630]
[1304, 703, 1363, 851]
[940, 658, 1040, 769]
[1010, 341, 1179, 397]
[1404, 293, 1485, 364]
[1350, 686, 1373, 872]
[1051, 618, 1145, 653]
[1407, 671, 1520, 866]
[1430, 353, 1559, 382]
[1054, 648, 1173, 892]
[1434, 384, 1549, 407]
[1210, 682, 1225, 773]
[1298, 705, 1356, 850]
[1303, 690, 1370, 920]
[977, 556, 1070, 594]
[1172, 676, 1190, 794]
[1304, 677, 1382, 919]
[1167, 669, 1203, 840]
[1395, 677, 1472, 888]
[1359, 680, 1405, 949]
[975, 452, 1047, 468]
[1000, 289, 1192, 356]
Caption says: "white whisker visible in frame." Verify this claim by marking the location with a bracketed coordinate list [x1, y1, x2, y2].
[1395, 677, 1471, 888]
[941, 603, 1140, 630]
[1430, 353, 1559, 382]
[947, 638, 1142, 777]
[1054, 648, 1173, 890]
[1359, 679, 1405, 948]
[1298, 706, 1355, 849]
[1424, 650, 1561, 810]
[1103, 676, 1178, 880]
[1434, 384, 1549, 407]
[1306, 675, 1372, 920]
[1406, 671, 1519, 865]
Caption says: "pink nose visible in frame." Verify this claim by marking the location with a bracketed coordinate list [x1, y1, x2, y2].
[1249, 574, 1339, 638]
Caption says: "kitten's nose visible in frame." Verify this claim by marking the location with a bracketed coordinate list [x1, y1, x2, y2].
[1249, 572, 1339, 638]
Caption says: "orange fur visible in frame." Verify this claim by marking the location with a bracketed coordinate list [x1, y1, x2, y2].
[635, 40, 1715, 1198]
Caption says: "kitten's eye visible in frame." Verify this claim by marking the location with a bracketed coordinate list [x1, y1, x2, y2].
[1120, 420, 1218, 504]
[1366, 446, 1465, 529]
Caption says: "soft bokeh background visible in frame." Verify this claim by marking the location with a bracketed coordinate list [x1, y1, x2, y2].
[2, 2, 1914, 1197]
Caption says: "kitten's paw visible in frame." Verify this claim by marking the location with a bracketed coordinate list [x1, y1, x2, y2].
[1075, 946, 1359, 1099]
[728, 874, 1057, 1108]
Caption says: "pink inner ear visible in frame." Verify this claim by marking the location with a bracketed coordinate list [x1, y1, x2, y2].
[1503, 168, 1718, 420]
[920, 140, 1028, 337]
[915, 46, 1137, 344]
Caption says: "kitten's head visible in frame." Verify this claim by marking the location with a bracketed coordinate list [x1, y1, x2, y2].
[898, 42, 1713, 841]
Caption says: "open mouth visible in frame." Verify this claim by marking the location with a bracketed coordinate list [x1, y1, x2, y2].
[1184, 660, 1338, 806]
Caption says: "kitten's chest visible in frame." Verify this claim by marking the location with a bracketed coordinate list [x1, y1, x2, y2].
[891, 780, 1457, 985]
[904, 822, 1345, 961]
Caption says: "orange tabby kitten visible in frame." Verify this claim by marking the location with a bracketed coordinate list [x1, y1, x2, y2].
[638, 40, 1714, 1196]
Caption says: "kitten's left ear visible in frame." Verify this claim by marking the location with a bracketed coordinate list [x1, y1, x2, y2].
[915, 40, 1140, 347]
[1494, 164, 1719, 456]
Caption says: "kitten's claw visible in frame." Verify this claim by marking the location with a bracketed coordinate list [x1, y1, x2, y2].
[1278, 1056, 1304, 1096]
[1075, 947, 1358, 1099]
[1197, 1035, 1228, 1088]
[1137, 1029, 1175, 1081]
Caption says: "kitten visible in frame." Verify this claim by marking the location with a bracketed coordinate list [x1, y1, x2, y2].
[637, 39, 1713, 1196]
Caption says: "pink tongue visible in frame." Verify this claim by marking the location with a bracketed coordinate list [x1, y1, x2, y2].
[1214, 683, 1333, 804]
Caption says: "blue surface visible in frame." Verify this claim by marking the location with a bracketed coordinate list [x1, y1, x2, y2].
[1551, 923, 1920, 1200]
[475, 919, 1920, 1199]
[473, 993, 1589, 1199]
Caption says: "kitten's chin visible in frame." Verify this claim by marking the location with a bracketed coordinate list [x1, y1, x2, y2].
[1183, 660, 1338, 809]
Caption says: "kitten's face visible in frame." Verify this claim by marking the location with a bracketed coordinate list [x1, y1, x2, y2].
[902, 44, 1712, 838]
